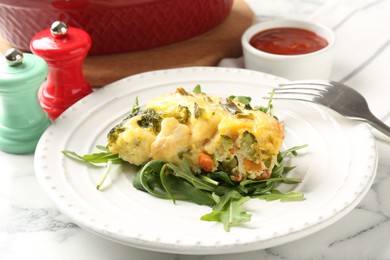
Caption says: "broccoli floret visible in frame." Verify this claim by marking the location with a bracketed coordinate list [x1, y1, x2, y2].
[220, 157, 238, 172]
[107, 97, 143, 145]
[221, 135, 234, 151]
[107, 125, 125, 146]
[162, 105, 191, 124]
[137, 108, 162, 134]
[194, 103, 205, 119]
[175, 105, 191, 124]
[238, 131, 259, 160]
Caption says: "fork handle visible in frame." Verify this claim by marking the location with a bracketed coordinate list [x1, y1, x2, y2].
[361, 113, 390, 138]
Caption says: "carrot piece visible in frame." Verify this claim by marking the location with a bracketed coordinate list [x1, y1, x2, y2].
[198, 152, 214, 172]
[229, 144, 238, 154]
[243, 158, 262, 172]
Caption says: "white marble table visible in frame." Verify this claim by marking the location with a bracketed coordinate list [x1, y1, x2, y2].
[2, 0, 390, 259]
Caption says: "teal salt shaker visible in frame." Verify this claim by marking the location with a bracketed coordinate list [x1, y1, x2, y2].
[0, 48, 51, 154]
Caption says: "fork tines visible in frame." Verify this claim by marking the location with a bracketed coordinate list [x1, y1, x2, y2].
[279, 79, 332, 88]
[277, 80, 331, 92]
[265, 80, 333, 101]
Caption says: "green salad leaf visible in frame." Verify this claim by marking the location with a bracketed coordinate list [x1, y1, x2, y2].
[201, 190, 251, 231]
[192, 84, 204, 94]
[256, 190, 305, 202]
[166, 159, 217, 191]
[62, 145, 124, 164]
[132, 160, 216, 206]
[63, 143, 307, 231]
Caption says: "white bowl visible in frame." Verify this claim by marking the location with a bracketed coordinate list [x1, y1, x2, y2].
[241, 19, 336, 80]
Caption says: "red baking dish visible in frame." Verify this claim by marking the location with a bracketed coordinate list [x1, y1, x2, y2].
[0, 0, 233, 55]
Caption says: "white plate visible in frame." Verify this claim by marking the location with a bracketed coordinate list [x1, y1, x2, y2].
[34, 67, 378, 255]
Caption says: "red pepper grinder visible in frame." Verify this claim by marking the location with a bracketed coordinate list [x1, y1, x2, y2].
[30, 21, 93, 120]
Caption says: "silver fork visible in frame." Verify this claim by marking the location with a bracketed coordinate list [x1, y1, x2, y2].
[270, 80, 390, 137]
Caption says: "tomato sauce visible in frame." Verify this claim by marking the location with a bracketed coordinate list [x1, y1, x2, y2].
[249, 27, 328, 55]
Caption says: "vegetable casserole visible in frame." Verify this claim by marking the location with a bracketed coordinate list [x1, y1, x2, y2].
[107, 87, 284, 182]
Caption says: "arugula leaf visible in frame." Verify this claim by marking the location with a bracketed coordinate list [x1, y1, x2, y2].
[255, 190, 304, 202]
[62, 147, 125, 190]
[62, 149, 123, 164]
[207, 171, 235, 186]
[229, 95, 252, 105]
[165, 176, 216, 206]
[201, 190, 251, 231]
[193, 84, 204, 94]
[254, 89, 275, 115]
[130, 97, 141, 117]
[96, 160, 112, 190]
[133, 160, 216, 205]
[278, 144, 308, 163]
[134, 160, 171, 199]
[160, 164, 176, 202]
[166, 159, 217, 191]
[271, 164, 296, 178]
[238, 179, 274, 195]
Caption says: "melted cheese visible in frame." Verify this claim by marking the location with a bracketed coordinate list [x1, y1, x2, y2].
[108, 89, 284, 180]
[151, 117, 191, 165]
[111, 116, 156, 165]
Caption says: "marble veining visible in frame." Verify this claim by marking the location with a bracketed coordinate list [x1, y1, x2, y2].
[1, 205, 78, 234]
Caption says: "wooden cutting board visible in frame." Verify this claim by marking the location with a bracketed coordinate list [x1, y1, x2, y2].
[0, 0, 254, 87]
